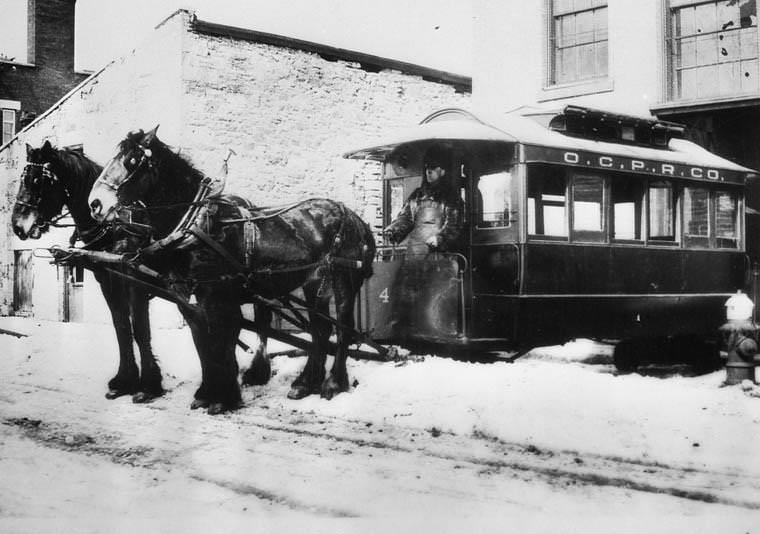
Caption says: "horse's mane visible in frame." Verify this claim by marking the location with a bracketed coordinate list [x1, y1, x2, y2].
[54, 147, 103, 201]
[117, 130, 209, 239]
[120, 131, 206, 194]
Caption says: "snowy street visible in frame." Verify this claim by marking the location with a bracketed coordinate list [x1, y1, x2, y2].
[1, 317, 760, 533]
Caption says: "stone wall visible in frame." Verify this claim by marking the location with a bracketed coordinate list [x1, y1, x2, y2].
[0, 9, 470, 318]
[180, 17, 469, 231]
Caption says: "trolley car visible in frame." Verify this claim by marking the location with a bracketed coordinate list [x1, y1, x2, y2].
[345, 105, 757, 370]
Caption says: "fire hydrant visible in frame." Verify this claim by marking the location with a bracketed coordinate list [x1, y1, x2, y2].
[720, 291, 760, 385]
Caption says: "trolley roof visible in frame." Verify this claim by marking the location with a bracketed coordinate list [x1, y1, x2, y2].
[343, 107, 756, 182]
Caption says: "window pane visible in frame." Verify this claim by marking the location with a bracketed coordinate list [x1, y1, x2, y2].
[477, 171, 512, 228]
[741, 58, 759, 91]
[576, 10, 594, 45]
[1, 109, 15, 145]
[389, 181, 406, 220]
[716, 190, 739, 247]
[696, 34, 718, 65]
[552, 5, 608, 84]
[695, 2, 718, 34]
[679, 67, 698, 98]
[596, 41, 609, 76]
[696, 65, 719, 97]
[684, 187, 710, 247]
[648, 181, 677, 242]
[528, 166, 567, 237]
[671, 0, 758, 99]
[719, 61, 741, 94]
[678, 37, 697, 68]
[612, 179, 644, 240]
[0, 0, 28, 63]
[572, 174, 604, 233]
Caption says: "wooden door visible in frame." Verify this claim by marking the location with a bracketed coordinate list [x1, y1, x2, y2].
[13, 250, 33, 316]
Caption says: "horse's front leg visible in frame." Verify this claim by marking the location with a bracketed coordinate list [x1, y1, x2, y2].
[288, 284, 330, 399]
[193, 287, 243, 414]
[130, 288, 164, 403]
[97, 272, 139, 399]
[181, 305, 212, 411]
[241, 303, 272, 386]
[321, 275, 356, 400]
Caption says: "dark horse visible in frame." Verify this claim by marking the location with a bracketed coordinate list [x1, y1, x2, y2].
[87, 128, 376, 414]
[11, 141, 164, 402]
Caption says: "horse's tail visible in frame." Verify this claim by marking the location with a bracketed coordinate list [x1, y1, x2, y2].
[334, 201, 375, 281]
[358, 216, 375, 281]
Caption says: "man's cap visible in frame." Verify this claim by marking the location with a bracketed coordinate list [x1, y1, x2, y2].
[423, 145, 448, 167]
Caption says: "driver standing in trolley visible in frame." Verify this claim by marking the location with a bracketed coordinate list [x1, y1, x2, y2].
[382, 144, 463, 253]
[381, 144, 464, 339]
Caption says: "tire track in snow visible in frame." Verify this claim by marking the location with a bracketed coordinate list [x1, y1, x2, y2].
[220, 405, 760, 511]
[6, 379, 760, 512]
[1, 416, 358, 518]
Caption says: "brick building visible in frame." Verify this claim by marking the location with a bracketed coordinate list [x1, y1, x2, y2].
[0, 0, 88, 145]
[0, 9, 470, 321]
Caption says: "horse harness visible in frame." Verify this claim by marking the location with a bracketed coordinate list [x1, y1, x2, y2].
[124, 172, 363, 294]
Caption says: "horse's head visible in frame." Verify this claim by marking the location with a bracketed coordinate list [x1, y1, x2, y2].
[89, 126, 160, 223]
[12, 141, 69, 240]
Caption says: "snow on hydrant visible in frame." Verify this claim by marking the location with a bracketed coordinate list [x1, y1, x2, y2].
[720, 291, 760, 386]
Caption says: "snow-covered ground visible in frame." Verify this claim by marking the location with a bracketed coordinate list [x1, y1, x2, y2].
[1, 316, 760, 532]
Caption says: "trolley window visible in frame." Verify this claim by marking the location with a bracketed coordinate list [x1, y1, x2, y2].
[387, 175, 422, 225]
[611, 178, 644, 241]
[684, 186, 740, 249]
[571, 173, 606, 242]
[684, 186, 710, 247]
[476, 171, 513, 228]
[716, 190, 739, 248]
[648, 180, 678, 244]
[528, 165, 567, 238]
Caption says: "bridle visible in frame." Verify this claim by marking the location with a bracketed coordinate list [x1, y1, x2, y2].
[94, 145, 153, 193]
[91, 144, 157, 227]
[14, 161, 71, 229]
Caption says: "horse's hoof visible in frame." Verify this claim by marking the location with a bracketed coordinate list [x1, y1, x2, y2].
[320, 376, 347, 400]
[287, 385, 311, 400]
[105, 388, 133, 400]
[207, 402, 238, 415]
[132, 392, 157, 404]
[242, 367, 270, 387]
[190, 398, 210, 410]
[320, 388, 342, 400]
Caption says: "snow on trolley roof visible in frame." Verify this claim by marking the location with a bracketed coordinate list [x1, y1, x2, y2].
[344, 106, 757, 177]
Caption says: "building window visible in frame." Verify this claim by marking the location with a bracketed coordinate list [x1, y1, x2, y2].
[0, 0, 31, 64]
[549, 0, 609, 85]
[2, 109, 16, 145]
[669, 0, 758, 100]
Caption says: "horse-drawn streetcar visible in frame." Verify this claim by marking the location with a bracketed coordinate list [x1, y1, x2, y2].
[13, 104, 758, 413]
[346, 105, 757, 370]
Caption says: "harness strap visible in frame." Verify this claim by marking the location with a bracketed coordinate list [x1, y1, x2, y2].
[237, 204, 257, 268]
[187, 227, 248, 273]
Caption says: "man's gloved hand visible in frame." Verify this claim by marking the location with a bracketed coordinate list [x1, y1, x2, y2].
[382, 227, 397, 244]
[425, 235, 440, 251]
